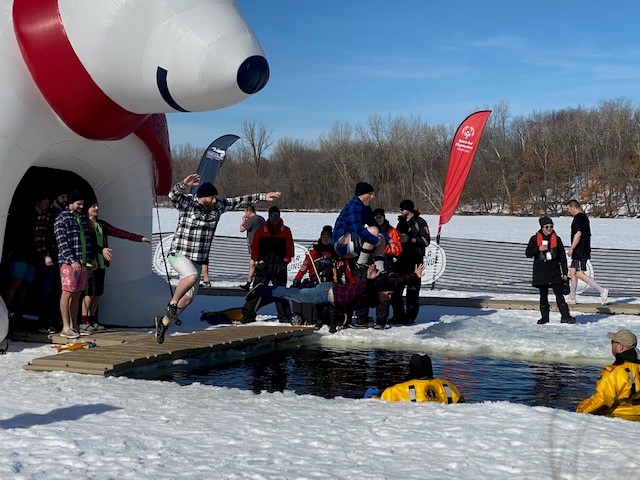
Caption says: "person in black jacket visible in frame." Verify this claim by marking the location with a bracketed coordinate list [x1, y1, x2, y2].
[390, 199, 430, 324]
[525, 216, 575, 324]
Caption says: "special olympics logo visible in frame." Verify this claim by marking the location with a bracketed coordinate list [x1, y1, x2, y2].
[461, 125, 475, 139]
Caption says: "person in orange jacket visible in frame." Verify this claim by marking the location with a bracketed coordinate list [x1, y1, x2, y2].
[365, 353, 464, 404]
[577, 329, 640, 421]
[371, 208, 402, 329]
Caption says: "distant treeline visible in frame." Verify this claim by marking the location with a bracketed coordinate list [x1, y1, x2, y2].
[167, 98, 640, 217]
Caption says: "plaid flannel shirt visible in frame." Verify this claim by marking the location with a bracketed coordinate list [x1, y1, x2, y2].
[54, 209, 94, 265]
[332, 195, 378, 245]
[168, 181, 265, 264]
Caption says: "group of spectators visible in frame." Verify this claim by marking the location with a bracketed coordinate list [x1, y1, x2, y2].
[2, 188, 149, 339]
[238, 182, 432, 332]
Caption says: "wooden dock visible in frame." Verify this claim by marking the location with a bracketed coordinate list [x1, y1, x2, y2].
[420, 297, 640, 315]
[23, 325, 314, 376]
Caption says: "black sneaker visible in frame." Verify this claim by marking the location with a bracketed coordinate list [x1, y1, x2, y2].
[155, 316, 168, 343]
[165, 303, 179, 323]
[537, 319, 549, 325]
[561, 316, 576, 324]
[239, 282, 251, 291]
[352, 323, 369, 329]
[328, 326, 337, 334]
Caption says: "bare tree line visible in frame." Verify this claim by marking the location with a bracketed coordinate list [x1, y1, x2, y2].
[168, 99, 640, 216]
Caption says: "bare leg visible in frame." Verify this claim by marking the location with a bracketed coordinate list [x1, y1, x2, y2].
[60, 291, 73, 331]
[162, 274, 198, 325]
[70, 292, 81, 331]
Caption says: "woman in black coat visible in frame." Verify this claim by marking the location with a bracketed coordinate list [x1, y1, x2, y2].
[525, 216, 574, 324]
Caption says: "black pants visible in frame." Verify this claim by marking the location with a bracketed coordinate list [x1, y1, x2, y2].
[539, 283, 567, 309]
[391, 257, 423, 323]
[242, 261, 291, 322]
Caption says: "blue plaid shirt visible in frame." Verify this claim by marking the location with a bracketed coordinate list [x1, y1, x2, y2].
[332, 195, 378, 245]
[54, 209, 94, 265]
[168, 182, 265, 263]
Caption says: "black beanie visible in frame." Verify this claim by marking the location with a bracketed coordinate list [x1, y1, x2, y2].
[372, 208, 385, 217]
[268, 205, 280, 215]
[196, 182, 218, 198]
[409, 353, 433, 379]
[355, 182, 374, 196]
[33, 189, 49, 203]
[400, 199, 414, 212]
[67, 189, 84, 204]
[539, 216, 553, 227]
[321, 225, 333, 235]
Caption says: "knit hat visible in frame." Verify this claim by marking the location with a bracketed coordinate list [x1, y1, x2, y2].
[321, 225, 333, 235]
[355, 182, 374, 196]
[268, 205, 280, 216]
[67, 189, 84, 204]
[607, 329, 637, 348]
[196, 182, 218, 198]
[372, 208, 385, 217]
[409, 354, 433, 379]
[85, 195, 99, 208]
[538, 216, 553, 227]
[33, 189, 49, 203]
[399, 199, 414, 212]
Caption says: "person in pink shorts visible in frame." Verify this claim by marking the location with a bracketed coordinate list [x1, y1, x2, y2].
[54, 190, 96, 338]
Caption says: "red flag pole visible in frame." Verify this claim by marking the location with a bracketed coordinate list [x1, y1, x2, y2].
[430, 110, 491, 289]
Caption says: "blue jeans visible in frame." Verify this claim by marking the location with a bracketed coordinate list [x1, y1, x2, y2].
[268, 282, 333, 305]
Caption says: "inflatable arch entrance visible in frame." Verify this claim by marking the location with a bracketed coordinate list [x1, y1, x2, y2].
[0, 0, 269, 341]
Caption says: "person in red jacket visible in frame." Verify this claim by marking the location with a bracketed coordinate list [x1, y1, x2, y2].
[241, 206, 294, 324]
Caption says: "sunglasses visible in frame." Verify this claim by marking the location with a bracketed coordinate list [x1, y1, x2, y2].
[542, 224, 554, 229]
[269, 212, 280, 219]
[374, 215, 384, 219]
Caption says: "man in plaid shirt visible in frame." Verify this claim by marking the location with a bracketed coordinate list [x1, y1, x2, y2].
[54, 190, 97, 338]
[155, 173, 281, 343]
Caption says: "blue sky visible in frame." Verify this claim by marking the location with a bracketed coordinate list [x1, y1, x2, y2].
[167, 1, 640, 148]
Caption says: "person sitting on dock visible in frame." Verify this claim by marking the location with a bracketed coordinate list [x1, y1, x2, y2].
[243, 264, 425, 329]
[577, 329, 640, 421]
[364, 353, 465, 404]
[155, 173, 281, 343]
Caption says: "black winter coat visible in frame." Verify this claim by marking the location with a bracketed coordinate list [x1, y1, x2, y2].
[525, 231, 568, 287]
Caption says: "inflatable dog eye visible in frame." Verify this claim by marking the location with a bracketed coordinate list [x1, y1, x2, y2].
[0, 0, 269, 339]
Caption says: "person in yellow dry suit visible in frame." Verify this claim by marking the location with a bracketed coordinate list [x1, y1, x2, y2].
[577, 329, 640, 421]
[365, 354, 464, 404]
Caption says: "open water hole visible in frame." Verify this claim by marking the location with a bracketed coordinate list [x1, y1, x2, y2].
[135, 344, 601, 412]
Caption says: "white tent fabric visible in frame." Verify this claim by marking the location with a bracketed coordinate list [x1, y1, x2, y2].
[0, 0, 267, 337]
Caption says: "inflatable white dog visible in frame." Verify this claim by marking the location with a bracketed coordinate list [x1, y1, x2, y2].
[0, 0, 269, 340]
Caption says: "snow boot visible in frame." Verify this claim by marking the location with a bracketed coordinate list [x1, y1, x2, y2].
[559, 303, 576, 324]
[537, 305, 550, 324]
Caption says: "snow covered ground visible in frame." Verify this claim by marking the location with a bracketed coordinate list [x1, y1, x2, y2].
[1, 213, 639, 479]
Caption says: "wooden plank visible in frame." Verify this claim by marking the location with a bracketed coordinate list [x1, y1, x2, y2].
[24, 325, 314, 376]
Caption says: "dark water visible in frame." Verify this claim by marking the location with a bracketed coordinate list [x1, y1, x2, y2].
[138, 345, 602, 411]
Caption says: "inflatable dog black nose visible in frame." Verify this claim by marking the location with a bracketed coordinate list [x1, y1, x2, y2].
[237, 55, 269, 94]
